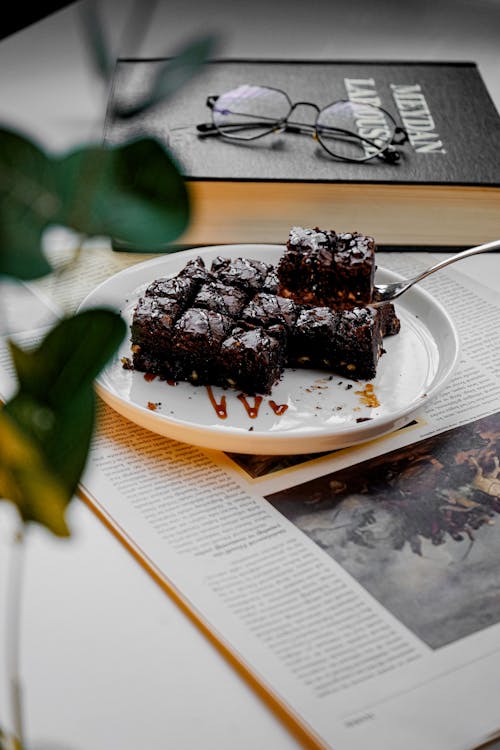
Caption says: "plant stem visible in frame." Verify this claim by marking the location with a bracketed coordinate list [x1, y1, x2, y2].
[5, 525, 27, 750]
[0, 280, 9, 338]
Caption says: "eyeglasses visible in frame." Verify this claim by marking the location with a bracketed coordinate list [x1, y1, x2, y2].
[196, 84, 408, 164]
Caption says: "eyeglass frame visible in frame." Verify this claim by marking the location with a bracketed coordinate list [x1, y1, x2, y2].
[196, 84, 409, 164]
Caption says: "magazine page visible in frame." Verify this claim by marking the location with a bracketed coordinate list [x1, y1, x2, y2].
[79, 411, 500, 750]
[2, 251, 500, 750]
[78, 253, 500, 750]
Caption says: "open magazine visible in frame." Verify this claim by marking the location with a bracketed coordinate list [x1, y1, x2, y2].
[2, 247, 500, 750]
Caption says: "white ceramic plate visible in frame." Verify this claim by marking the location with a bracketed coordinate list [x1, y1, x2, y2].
[79, 244, 460, 455]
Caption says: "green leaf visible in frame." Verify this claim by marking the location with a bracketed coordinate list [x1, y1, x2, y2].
[8, 308, 126, 404]
[0, 124, 191, 275]
[112, 34, 218, 119]
[0, 407, 70, 536]
[0, 128, 56, 280]
[4, 389, 96, 501]
[1, 309, 126, 535]
[56, 138, 190, 250]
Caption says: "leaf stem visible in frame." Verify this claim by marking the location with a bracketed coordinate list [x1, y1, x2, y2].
[5, 525, 27, 750]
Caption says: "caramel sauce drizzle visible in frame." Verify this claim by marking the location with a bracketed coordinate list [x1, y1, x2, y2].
[144, 372, 156, 382]
[354, 383, 380, 408]
[269, 400, 288, 416]
[206, 386, 228, 419]
[205, 389, 288, 421]
[237, 394, 263, 419]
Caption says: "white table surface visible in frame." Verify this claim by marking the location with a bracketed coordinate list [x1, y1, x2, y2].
[1, 2, 499, 749]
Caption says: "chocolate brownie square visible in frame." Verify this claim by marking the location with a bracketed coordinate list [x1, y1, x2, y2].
[333, 232, 376, 304]
[277, 226, 375, 306]
[335, 307, 383, 380]
[130, 295, 182, 376]
[193, 280, 248, 317]
[277, 226, 336, 305]
[219, 327, 285, 395]
[211, 256, 272, 294]
[144, 275, 196, 304]
[288, 307, 340, 369]
[177, 256, 212, 286]
[172, 308, 232, 385]
[131, 296, 182, 353]
[239, 293, 300, 336]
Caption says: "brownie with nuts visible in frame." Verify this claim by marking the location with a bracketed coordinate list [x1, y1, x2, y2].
[277, 226, 336, 305]
[289, 305, 384, 380]
[130, 295, 183, 376]
[219, 327, 286, 395]
[277, 225, 375, 306]
[334, 306, 384, 380]
[127, 232, 401, 394]
[288, 307, 340, 369]
[172, 308, 232, 385]
[333, 232, 376, 304]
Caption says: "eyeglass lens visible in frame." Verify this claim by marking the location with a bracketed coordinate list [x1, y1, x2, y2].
[212, 84, 290, 140]
[316, 100, 395, 161]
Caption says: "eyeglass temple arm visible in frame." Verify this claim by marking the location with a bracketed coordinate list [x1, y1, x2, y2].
[197, 119, 394, 143]
[197, 122, 222, 135]
[196, 121, 339, 137]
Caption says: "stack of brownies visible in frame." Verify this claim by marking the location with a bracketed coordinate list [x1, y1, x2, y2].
[128, 226, 401, 394]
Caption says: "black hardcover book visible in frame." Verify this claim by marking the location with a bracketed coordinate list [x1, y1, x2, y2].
[104, 59, 500, 249]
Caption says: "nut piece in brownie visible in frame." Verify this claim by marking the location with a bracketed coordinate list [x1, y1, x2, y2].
[277, 226, 375, 306]
[172, 308, 232, 385]
[211, 256, 272, 295]
[219, 327, 286, 395]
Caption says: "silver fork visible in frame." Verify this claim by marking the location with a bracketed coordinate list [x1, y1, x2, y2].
[372, 238, 500, 303]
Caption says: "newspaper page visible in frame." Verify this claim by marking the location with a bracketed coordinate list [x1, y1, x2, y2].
[1, 251, 500, 750]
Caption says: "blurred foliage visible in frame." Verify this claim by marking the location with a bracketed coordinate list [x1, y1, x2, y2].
[0, 310, 126, 535]
[0, 129, 190, 279]
[0, 6, 217, 749]
[0, 1, 217, 533]
[110, 36, 217, 119]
